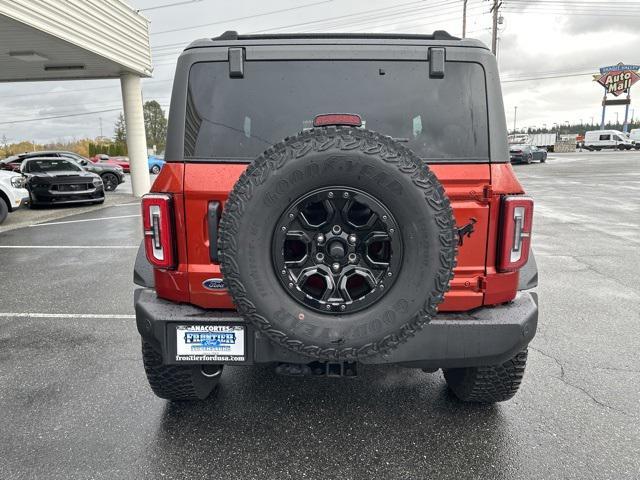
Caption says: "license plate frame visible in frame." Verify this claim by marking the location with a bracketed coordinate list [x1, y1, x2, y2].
[173, 324, 246, 363]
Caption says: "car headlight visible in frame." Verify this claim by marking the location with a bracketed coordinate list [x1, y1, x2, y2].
[10, 176, 26, 188]
[93, 178, 103, 186]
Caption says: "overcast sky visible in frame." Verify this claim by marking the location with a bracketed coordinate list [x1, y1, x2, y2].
[1, 0, 639, 144]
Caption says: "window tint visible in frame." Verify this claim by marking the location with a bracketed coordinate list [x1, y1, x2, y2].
[186, 60, 489, 161]
[599, 134, 611, 141]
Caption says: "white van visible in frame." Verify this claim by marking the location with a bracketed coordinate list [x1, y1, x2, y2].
[629, 129, 640, 149]
[584, 130, 633, 151]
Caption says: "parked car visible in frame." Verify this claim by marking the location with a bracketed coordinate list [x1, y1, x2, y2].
[0, 170, 29, 224]
[148, 154, 165, 174]
[629, 128, 640, 149]
[57, 152, 125, 191]
[94, 154, 130, 172]
[0, 151, 124, 192]
[0, 154, 25, 172]
[133, 31, 538, 404]
[584, 130, 633, 151]
[94, 153, 165, 174]
[20, 157, 104, 207]
[509, 144, 547, 164]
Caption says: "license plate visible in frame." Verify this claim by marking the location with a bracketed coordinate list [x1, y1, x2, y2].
[175, 325, 245, 362]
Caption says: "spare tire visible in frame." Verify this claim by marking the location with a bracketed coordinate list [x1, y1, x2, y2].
[219, 127, 456, 360]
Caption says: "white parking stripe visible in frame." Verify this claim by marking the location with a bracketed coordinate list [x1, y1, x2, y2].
[0, 313, 135, 319]
[29, 214, 141, 227]
[0, 245, 138, 249]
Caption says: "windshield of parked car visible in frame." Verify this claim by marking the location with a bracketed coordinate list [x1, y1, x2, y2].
[24, 159, 82, 173]
[185, 60, 489, 161]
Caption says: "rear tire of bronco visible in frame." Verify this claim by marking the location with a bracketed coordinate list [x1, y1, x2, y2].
[443, 349, 528, 403]
[141, 341, 223, 401]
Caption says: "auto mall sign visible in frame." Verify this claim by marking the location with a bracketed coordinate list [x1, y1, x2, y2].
[595, 63, 640, 96]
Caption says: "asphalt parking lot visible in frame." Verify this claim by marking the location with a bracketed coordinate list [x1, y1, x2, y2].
[0, 152, 638, 479]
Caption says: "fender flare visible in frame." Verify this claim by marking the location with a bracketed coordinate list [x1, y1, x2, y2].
[518, 249, 538, 290]
[133, 241, 155, 288]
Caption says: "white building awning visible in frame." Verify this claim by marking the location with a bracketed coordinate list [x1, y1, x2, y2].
[0, 0, 152, 82]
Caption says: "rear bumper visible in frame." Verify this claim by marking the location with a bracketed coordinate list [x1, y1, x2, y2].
[135, 289, 538, 369]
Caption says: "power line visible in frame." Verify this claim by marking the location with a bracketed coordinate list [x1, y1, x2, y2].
[300, 4, 486, 33]
[0, 79, 173, 99]
[250, 0, 454, 33]
[0, 103, 170, 126]
[503, 8, 640, 17]
[138, 0, 203, 12]
[150, 0, 334, 35]
[150, 0, 483, 59]
[0, 109, 122, 125]
[502, 71, 594, 83]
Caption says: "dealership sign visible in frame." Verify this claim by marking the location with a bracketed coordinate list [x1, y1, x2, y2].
[595, 63, 640, 96]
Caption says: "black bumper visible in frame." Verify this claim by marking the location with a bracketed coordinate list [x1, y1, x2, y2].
[135, 289, 538, 369]
[30, 187, 104, 205]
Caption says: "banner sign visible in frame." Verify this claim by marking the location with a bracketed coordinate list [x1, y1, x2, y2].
[595, 63, 640, 96]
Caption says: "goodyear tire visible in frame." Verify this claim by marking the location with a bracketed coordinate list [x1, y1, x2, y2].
[219, 127, 457, 361]
[142, 341, 223, 401]
[443, 349, 528, 403]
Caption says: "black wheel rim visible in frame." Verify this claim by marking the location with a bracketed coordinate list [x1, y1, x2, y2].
[272, 187, 403, 314]
[103, 174, 116, 191]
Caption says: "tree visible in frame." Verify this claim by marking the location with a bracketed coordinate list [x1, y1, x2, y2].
[113, 112, 126, 144]
[143, 100, 168, 152]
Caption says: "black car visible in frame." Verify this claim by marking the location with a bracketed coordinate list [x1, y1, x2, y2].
[21, 157, 105, 207]
[0, 150, 125, 191]
[509, 144, 547, 164]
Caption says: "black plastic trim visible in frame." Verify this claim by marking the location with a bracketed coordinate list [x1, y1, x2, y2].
[518, 249, 538, 290]
[208, 201, 221, 263]
[133, 241, 155, 288]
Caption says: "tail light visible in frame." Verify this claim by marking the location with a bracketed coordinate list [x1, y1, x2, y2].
[498, 196, 533, 272]
[142, 193, 176, 269]
[313, 113, 362, 127]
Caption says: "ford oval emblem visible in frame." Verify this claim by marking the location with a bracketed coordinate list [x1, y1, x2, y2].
[203, 278, 226, 290]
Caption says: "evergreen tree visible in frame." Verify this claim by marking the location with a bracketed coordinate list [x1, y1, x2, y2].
[143, 101, 168, 151]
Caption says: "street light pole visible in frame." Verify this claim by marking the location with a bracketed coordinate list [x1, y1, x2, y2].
[462, 0, 468, 38]
[513, 106, 518, 133]
[490, 0, 501, 55]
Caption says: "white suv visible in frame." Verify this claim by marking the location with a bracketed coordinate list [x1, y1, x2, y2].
[0, 170, 29, 224]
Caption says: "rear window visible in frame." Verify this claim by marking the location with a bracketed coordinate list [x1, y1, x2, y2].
[185, 60, 489, 162]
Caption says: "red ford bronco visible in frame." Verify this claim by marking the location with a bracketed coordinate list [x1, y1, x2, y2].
[134, 31, 538, 403]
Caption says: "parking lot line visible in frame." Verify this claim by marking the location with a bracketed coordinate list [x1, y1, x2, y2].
[29, 214, 141, 227]
[0, 312, 135, 318]
[0, 245, 138, 249]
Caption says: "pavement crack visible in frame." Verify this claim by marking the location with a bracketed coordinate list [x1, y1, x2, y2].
[529, 346, 632, 416]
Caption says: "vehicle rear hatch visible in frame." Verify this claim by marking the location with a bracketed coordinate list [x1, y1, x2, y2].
[178, 49, 494, 312]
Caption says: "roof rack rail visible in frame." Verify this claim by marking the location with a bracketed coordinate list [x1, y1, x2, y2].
[216, 30, 238, 40]
[211, 30, 460, 42]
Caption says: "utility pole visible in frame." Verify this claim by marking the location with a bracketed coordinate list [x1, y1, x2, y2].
[513, 106, 518, 133]
[462, 0, 468, 38]
[490, 0, 501, 55]
[99, 117, 103, 137]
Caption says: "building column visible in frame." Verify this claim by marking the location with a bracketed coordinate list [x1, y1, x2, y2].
[120, 73, 150, 197]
